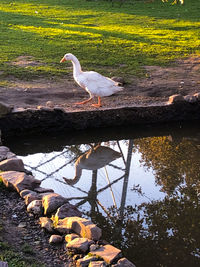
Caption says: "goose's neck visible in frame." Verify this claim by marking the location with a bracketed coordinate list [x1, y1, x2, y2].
[64, 166, 82, 185]
[71, 55, 82, 77]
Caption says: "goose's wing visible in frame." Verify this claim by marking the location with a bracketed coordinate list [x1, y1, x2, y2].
[78, 71, 123, 96]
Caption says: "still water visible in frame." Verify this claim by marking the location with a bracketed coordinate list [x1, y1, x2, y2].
[5, 122, 200, 267]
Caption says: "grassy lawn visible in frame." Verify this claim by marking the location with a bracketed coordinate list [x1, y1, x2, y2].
[0, 0, 199, 79]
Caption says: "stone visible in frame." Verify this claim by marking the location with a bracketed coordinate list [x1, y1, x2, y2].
[194, 92, 200, 100]
[0, 102, 13, 116]
[0, 261, 8, 267]
[55, 202, 82, 220]
[65, 217, 102, 241]
[55, 218, 71, 234]
[39, 217, 54, 233]
[0, 158, 25, 172]
[77, 256, 99, 267]
[34, 187, 54, 193]
[42, 193, 68, 215]
[111, 76, 125, 85]
[0, 171, 41, 193]
[167, 94, 184, 104]
[65, 233, 79, 243]
[89, 261, 106, 267]
[18, 222, 26, 228]
[112, 257, 136, 267]
[90, 244, 122, 264]
[90, 244, 99, 252]
[27, 200, 43, 215]
[0, 146, 16, 161]
[66, 238, 94, 253]
[49, 234, 63, 244]
[46, 101, 54, 108]
[184, 95, 197, 103]
[20, 189, 35, 198]
[24, 191, 40, 205]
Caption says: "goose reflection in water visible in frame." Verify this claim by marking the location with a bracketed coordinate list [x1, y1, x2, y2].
[63, 144, 121, 185]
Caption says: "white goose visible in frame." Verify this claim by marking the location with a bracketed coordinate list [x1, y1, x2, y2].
[60, 53, 123, 107]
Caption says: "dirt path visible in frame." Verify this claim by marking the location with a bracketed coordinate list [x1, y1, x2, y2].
[0, 56, 200, 111]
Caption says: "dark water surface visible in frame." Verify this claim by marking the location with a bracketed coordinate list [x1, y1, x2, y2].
[4, 122, 200, 267]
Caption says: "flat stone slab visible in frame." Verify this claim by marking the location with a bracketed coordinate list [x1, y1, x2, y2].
[90, 244, 122, 264]
[66, 238, 94, 253]
[0, 171, 41, 193]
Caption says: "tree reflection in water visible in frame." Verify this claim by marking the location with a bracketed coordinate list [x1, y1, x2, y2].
[86, 136, 200, 267]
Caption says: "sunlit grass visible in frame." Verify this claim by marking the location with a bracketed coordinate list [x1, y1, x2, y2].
[0, 0, 199, 79]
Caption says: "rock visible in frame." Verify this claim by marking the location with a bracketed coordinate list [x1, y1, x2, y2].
[66, 238, 94, 253]
[55, 202, 82, 220]
[112, 257, 136, 267]
[42, 193, 68, 215]
[66, 217, 102, 241]
[20, 189, 35, 198]
[90, 244, 122, 264]
[24, 191, 40, 205]
[18, 222, 26, 228]
[167, 94, 184, 104]
[194, 92, 200, 100]
[0, 158, 25, 172]
[89, 261, 106, 267]
[54, 218, 71, 234]
[184, 95, 197, 103]
[0, 146, 16, 161]
[0, 171, 41, 193]
[0, 102, 13, 116]
[39, 217, 54, 233]
[49, 234, 63, 244]
[34, 187, 54, 193]
[65, 233, 79, 243]
[46, 101, 54, 108]
[27, 200, 43, 215]
[0, 261, 8, 267]
[77, 256, 99, 267]
[90, 244, 99, 252]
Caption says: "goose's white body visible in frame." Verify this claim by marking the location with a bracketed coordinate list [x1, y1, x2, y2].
[60, 53, 123, 107]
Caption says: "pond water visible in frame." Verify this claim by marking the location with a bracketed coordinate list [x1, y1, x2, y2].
[4, 122, 200, 267]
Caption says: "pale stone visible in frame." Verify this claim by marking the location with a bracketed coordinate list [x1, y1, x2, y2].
[49, 234, 63, 244]
[27, 200, 43, 215]
[18, 222, 26, 228]
[194, 92, 200, 100]
[167, 94, 184, 104]
[90, 244, 99, 252]
[184, 95, 197, 103]
[112, 257, 136, 267]
[90, 244, 122, 264]
[0, 146, 16, 161]
[65, 217, 102, 240]
[66, 238, 94, 253]
[46, 101, 54, 108]
[0, 261, 9, 267]
[55, 202, 82, 220]
[42, 193, 68, 215]
[89, 261, 106, 267]
[0, 171, 41, 192]
[65, 233, 79, 243]
[0, 158, 25, 172]
[77, 256, 99, 267]
[39, 217, 53, 233]
[0, 102, 12, 116]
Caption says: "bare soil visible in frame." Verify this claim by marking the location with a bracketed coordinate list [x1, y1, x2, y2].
[1, 56, 200, 111]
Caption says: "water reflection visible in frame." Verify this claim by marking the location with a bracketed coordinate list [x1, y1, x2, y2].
[12, 126, 200, 267]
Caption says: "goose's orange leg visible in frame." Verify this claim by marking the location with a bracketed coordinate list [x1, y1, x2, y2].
[92, 97, 102, 108]
[75, 97, 93, 105]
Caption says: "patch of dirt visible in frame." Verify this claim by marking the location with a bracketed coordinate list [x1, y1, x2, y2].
[0, 187, 73, 266]
[0, 56, 200, 111]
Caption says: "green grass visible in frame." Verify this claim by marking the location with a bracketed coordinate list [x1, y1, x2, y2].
[0, 0, 199, 79]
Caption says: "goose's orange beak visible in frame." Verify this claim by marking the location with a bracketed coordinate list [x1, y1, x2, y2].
[60, 57, 66, 63]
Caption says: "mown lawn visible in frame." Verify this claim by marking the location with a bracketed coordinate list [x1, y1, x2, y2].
[0, 0, 199, 79]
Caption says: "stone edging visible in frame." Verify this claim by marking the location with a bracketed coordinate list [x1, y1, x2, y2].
[0, 93, 200, 137]
[0, 146, 136, 267]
